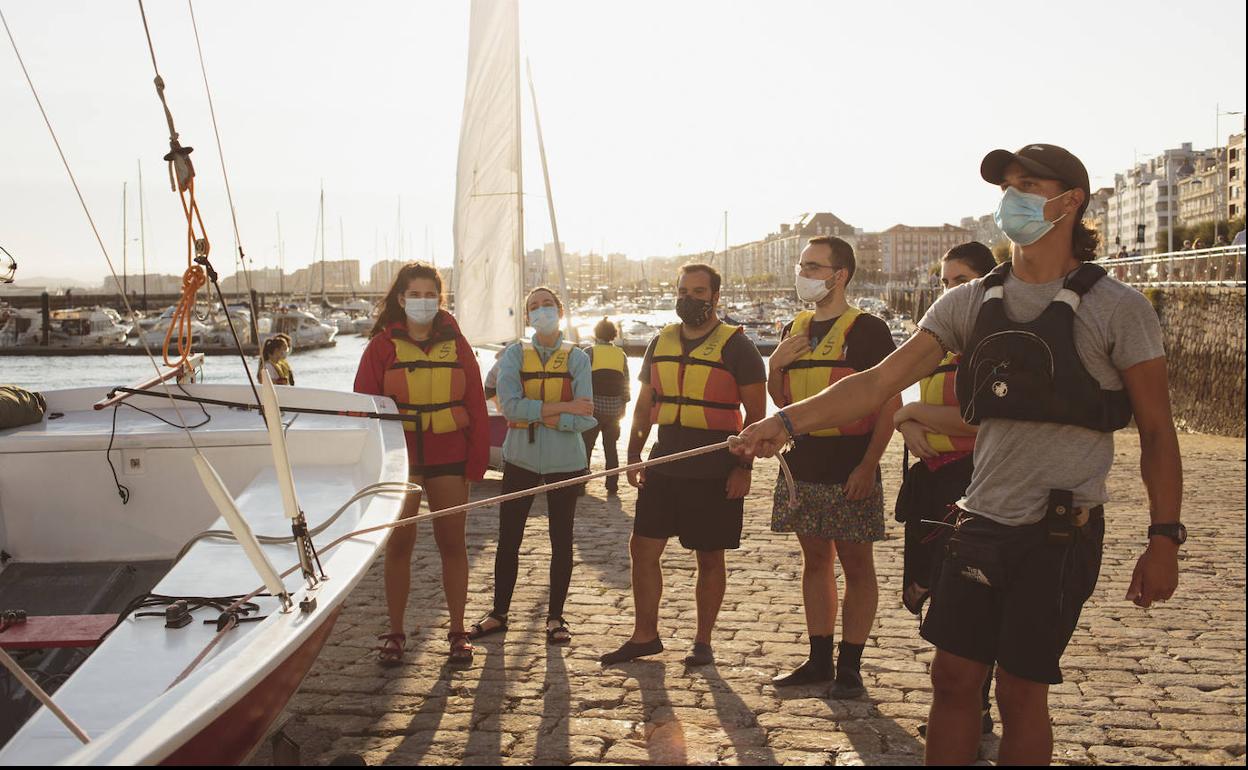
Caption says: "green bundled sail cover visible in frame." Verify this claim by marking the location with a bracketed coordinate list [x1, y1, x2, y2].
[0, 385, 46, 429]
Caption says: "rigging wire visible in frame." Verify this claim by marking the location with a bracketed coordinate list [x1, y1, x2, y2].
[0, 5, 206, 458]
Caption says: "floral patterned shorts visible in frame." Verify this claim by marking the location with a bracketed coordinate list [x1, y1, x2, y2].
[771, 476, 886, 542]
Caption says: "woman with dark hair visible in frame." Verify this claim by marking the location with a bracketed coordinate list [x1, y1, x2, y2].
[469, 286, 595, 646]
[354, 261, 490, 667]
[580, 317, 630, 496]
[892, 240, 995, 735]
[258, 333, 294, 385]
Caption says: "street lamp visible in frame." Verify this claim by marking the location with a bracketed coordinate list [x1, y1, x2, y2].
[1215, 105, 1244, 242]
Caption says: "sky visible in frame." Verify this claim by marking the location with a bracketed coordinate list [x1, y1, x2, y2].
[1, 0, 1245, 284]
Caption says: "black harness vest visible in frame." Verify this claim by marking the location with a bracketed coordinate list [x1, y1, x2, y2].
[955, 261, 1133, 432]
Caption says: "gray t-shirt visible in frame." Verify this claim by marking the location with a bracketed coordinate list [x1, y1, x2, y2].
[919, 268, 1165, 525]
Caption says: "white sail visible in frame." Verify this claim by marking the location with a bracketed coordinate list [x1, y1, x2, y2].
[453, 0, 524, 345]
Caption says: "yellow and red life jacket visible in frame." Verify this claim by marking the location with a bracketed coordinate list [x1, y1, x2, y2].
[382, 335, 469, 435]
[649, 322, 743, 432]
[509, 341, 575, 430]
[919, 351, 975, 454]
[781, 308, 875, 437]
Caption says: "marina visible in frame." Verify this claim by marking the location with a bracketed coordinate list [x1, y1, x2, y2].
[0, 0, 1243, 766]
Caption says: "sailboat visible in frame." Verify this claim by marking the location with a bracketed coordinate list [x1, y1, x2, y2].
[451, 0, 575, 468]
[0, 6, 405, 765]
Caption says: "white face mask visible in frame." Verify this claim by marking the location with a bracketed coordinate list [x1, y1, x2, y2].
[403, 297, 439, 325]
[794, 266, 833, 303]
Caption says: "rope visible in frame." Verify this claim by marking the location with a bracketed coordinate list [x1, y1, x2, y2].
[166, 441, 797, 688]
[0, 647, 90, 744]
[137, 0, 215, 371]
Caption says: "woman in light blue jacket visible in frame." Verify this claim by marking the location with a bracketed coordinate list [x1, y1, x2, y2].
[469, 287, 595, 645]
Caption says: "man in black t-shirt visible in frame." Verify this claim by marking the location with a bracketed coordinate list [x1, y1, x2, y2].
[600, 263, 767, 667]
[767, 236, 900, 697]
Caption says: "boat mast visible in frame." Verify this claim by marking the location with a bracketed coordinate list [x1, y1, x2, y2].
[121, 181, 128, 300]
[319, 183, 327, 306]
[526, 59, 576, 341]
[277, 212, 285, 297]
[513, 12, 525, 340]
[723, 210, 729, 302]
[138, 160, 147, 310]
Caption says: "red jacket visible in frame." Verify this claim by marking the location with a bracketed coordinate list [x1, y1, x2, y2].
[354, 313, 490, 481]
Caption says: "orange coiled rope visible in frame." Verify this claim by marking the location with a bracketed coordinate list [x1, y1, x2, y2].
[161, 172, 210, 367]
[139, 0, 213, 370]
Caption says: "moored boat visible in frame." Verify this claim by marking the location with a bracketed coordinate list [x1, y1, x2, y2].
[0, 383, 406, 764]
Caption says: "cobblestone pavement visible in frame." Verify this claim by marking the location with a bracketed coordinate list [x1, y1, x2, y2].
[251, 431, 1245, 766]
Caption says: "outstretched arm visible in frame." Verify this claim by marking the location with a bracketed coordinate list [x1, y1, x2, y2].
[733, 330, 946, 458]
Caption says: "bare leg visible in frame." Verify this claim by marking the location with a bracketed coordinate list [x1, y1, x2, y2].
[834, 541, 878, 645]
[926, 648, 991, 765]
[427, 475, 470, 635]
[629, 534, 667, 642]
[996, 666, 1053, 766]
[383, 477, 423, 635]
[796, 535, 837, 636]
[693, 549, 726, 645]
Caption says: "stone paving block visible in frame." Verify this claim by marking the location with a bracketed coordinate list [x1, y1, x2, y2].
[245, 432, 1245, 767]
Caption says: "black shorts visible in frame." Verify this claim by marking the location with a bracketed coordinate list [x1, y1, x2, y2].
[920, 510, 1104, 685]
[634, 472, 744, 551]
[408, 461, 467, 480]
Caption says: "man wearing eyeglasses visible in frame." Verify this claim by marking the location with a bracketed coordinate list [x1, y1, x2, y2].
[766, 236, 900, 697]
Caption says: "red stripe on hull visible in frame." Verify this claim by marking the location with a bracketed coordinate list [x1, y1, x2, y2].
[160, 606, 342, 766]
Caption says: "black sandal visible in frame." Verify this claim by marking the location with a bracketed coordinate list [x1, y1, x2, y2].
[467, 612, 508, 640]
[546, 617, 571, 645]
[374, 632, 406, 667]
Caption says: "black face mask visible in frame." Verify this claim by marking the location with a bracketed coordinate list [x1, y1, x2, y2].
[676, 296, 713, 327]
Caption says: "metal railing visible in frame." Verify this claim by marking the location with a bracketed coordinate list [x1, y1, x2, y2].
[1099, 245, 1245, 288]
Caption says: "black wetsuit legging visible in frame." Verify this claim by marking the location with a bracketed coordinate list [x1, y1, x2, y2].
[492, 462, 583, 621]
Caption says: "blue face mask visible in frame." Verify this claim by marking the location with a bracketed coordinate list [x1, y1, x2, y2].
[994, 187, 1072, 246]
[529, 305, 560, 334]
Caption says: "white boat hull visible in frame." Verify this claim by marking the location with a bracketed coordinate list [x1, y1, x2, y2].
[0, 385, 407, 765]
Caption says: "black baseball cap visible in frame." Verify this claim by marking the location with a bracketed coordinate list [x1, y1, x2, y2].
[981, 144, 1091, 198]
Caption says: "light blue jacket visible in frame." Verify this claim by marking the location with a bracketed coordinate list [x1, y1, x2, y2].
[497, 332, 596, 473]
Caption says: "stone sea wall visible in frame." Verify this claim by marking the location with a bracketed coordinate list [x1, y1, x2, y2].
[1146, 287, 1246, 438]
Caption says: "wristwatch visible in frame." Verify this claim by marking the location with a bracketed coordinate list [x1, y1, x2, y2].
[1148, 523, 1187, 546]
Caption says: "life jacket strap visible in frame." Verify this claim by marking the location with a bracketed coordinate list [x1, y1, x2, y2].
[653, 394, 739, 411]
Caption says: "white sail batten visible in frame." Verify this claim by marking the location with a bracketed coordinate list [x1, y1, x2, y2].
[453, 0, 524, 345]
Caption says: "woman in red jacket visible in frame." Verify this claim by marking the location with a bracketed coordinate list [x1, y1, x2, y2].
[355, 262, 490, 667]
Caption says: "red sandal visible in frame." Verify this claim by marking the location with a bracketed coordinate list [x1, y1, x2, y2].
[448, 631, 474, 666]
[375, 632, 406, 667]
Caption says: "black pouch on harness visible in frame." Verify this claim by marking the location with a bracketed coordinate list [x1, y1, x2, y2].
[961, 329, 1056, 425]
[943, 519, 1007, 592]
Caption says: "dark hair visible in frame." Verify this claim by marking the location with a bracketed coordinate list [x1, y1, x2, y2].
[525, 286, 564, 313]
[942, 241, 997, 277]
[806, 236, 856, 283]
[261, 333, 291, 361]
[594, 317, 618, 342]
[678, 262, 721, 293]
[1073, 221, 1101, 262]
[369, 262, 443, 338]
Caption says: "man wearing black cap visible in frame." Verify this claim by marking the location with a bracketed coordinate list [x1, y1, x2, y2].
[730, 144, 1184, 765]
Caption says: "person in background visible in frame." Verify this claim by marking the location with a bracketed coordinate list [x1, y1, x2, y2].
[354, 262, 490, 668]
[581, 317, 630, 496]
[892, 241, 997, 736]
[600, 263, 767, 667]
[469, 287, 595, 646]
[258, 333, 294, 385]
[766, 236, 899, 697]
